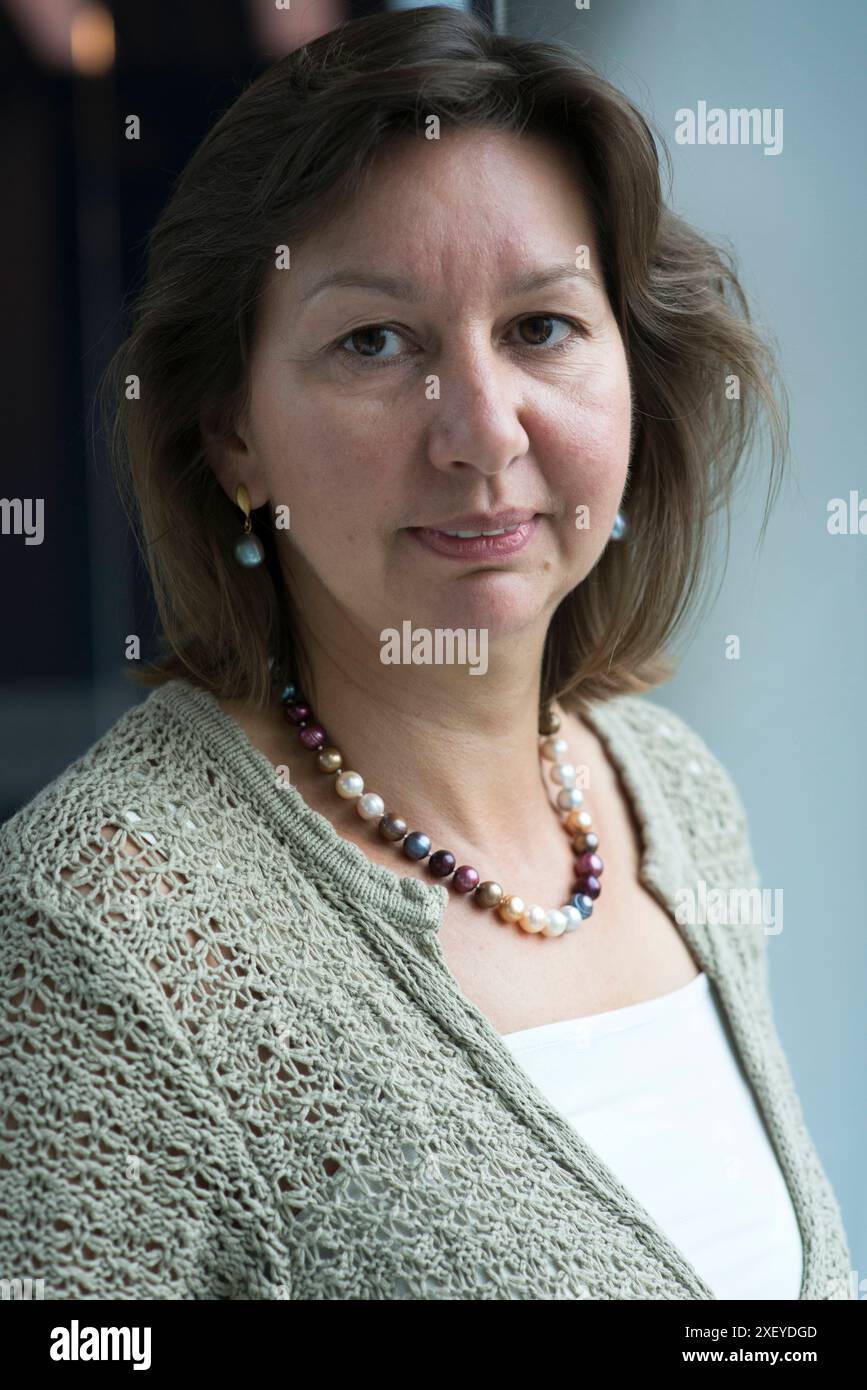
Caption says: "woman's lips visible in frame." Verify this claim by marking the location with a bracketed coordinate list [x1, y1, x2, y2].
[407, 516, 540, 560]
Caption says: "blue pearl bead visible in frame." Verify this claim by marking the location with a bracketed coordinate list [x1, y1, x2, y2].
[234, 534, 265, 567]
[403, 832, 431, 861]
[610, 510, 627, 541]
[278, 684, 296, 703]
[571, 893, 594, 919]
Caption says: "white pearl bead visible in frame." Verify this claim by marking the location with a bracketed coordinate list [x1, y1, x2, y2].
[356, 792, 385, 820]
[557, 786, 585, 811]
[542, 908, 567, 937]
[519, 904, 546, 934]
[550, 762, 577, 787]
[561, 905, 583, 932]
[335, 770, 364, 799]
[541, 736, 569, 762]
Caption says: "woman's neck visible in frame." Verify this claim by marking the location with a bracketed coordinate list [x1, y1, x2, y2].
[281, 647, 562, 850]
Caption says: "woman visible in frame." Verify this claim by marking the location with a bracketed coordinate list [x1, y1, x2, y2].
[0, 7, 852, 1300]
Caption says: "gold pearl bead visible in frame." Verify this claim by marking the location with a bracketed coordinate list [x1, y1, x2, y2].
[573, 832, 598, 854]
[475, 881, 503, 909]
[497, 894, 525, 923]
[539, 708, 561, 735]
[317, 746, 343, 773]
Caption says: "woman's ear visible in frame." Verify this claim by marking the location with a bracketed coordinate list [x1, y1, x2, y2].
[200, 399, 268, 509]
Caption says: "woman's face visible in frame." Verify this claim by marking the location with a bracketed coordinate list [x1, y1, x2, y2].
[230, 126, 633, 649]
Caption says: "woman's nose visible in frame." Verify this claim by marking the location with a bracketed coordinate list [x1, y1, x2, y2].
[423, 338, 530, 475]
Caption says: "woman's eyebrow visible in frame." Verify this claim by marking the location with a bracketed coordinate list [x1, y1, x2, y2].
[299, 261, 603, 304]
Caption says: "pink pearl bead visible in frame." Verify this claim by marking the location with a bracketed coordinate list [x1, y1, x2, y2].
[575, 851, 603, 877]
[574, 874, 601, 900]
[453, 866, 480, 893]
[298, 723, 326, 750]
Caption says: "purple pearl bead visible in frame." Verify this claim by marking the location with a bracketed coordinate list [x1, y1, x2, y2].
[284, 702, 311, 726]
[298, 722, 326, 750]
[574, 874, 601, 900]
[575, 851, 603, 877]
[428, 850, 456, 878]
[453, 865, 479, 894]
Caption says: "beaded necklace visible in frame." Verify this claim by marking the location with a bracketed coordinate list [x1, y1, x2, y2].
[272, 671, 603, 939]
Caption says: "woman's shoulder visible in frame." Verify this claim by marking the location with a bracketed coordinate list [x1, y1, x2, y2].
[0, 677, 309, 985]
[0, 680, 256, 953]
[1, 682, 200, 872]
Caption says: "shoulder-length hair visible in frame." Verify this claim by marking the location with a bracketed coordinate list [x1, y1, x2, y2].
[98, 3, 787, 716]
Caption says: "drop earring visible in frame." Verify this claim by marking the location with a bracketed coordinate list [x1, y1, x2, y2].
[234, 483, 265, 567]
[610, 509, 628, 541]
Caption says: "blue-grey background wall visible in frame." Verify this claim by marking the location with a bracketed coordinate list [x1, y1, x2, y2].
[506, 0, 865, 1284]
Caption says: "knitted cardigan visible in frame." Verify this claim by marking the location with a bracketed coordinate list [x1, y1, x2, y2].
[0, 678, 853, 1300]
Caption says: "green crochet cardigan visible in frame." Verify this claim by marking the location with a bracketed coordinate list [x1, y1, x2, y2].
[0, 679, 853, 1300]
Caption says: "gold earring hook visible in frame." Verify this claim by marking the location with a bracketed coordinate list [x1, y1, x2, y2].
[235, 483, 252, 534]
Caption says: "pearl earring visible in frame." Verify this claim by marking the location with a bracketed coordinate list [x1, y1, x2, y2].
[610, 509, 628, 541]
[234, 483, 265, 567]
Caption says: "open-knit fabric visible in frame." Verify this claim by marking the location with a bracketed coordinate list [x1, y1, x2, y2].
[0, 679, 853, 1300]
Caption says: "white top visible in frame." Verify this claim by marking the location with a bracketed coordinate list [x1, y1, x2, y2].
[501, 971, 803, 1300]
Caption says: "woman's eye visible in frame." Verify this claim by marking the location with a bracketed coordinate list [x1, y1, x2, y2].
[334, 315, 583, 368]
[511, 315, 579, 348]
[338, 325, 407, 362]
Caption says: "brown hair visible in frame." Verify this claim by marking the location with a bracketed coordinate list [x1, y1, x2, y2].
[97, 4, 787, 716]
